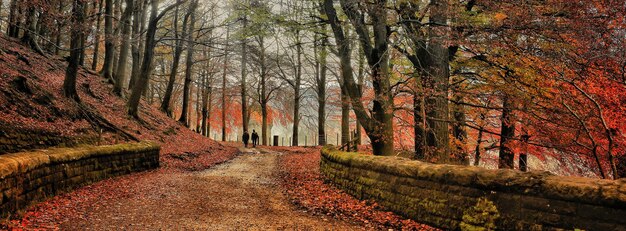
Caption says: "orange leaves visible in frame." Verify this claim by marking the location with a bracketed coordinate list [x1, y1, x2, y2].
[274, 146, 437, 230]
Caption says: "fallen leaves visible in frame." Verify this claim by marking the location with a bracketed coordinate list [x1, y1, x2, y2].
[272, 146, 439, 231]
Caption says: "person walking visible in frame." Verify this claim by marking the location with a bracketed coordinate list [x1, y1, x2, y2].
[242, 131, 250, 148]
[251, 130, 259, 147]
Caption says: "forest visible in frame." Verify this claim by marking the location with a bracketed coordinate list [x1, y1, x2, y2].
[1, 0, 625, 180]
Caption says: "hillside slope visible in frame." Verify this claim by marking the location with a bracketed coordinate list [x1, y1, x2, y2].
[0, 36, 235, 170]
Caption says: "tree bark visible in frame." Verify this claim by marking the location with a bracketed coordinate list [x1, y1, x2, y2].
[355, 45, 365, 145]
[160, 4, 188, 115]
[201, 70, 209, 136]
[292, 30, 302, 146]
[341, 85, 350, 147]
[498, 95, 515, 169]
[7, 0, 19, 38]
[258, 36, 269, 146]
[315, 29, 328, 146]
[326, 0, 394, 155]
[111, 0, 122, 75]
[424, 0, 451, 161]
[63, 0, 86, 102]
[129, 0, 148, 90]
[102, 0, 115, 82]
[221, 28, 230, 141]
[91, 0, 104, 71]
[413, 76, 427, 159]
[21, 6, 46, 56]
[178, 0, 197, 126]
[113, 0, 134, 96]
[127, 0, 186, 118]
[241, 16, 249, 133]
[54, 0, 63, 55]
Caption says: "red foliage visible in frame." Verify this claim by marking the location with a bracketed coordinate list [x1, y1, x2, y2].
[271, 146, 438, 230]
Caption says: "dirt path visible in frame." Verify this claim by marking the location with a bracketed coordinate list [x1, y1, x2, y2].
[61, 148, 359, 230]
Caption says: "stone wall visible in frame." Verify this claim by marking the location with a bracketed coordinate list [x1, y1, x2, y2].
[0, 124, 97, 154]
[320, 146, 626, 230]
[0, 142, 160, 217]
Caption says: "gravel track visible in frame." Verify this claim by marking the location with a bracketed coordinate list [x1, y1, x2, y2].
[61, 148, 358, 230]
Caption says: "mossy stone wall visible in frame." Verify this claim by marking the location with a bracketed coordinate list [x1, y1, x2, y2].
[320, 146, 626, 230]
[0, 125, 98, 154]
[0, 142, 160, 217]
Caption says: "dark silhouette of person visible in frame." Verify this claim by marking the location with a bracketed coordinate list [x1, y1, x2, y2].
[242, 131, 250, 148]
[251, 130, 259, 147]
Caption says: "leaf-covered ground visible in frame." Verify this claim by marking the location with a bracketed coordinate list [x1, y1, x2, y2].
[0, 36, 242, 229]
[1, 147, 363, 230]
[271, 146, 439, 230]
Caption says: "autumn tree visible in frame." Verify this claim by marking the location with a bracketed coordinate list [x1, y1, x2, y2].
[63, 0, 87, 102]
[127, 0, 187, 118]
[113, 0, 134, 96]
[323, 0, 394, 155]
[178, 0, 199, 126]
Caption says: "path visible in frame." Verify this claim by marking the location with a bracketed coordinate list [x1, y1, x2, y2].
[61, 148, 358, 230]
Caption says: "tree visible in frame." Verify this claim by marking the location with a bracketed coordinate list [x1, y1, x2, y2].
[129, 0, 148, 90]
[102, 0, 115, 82]
[7, 0, 20, 38]
[127, 0, 187, 118]
[160, 3, 190, 115]
[91, 0, 104, 70]
[240, 12, 250, 133]
[323, 0, 394, 155]
[63, 0, 87, 102]
[113, 0, 134, 96]
[178, 0, 198, 125]
[313, 25, 329, 146]
[221, 27, 230, 141]
[21, 2, 46, 56]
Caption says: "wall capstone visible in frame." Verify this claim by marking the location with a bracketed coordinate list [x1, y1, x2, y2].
[0, 142, 160, 217]
[320, 146, 626, 230]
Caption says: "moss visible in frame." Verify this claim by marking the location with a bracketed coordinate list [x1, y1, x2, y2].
[460, 198, 500, 231]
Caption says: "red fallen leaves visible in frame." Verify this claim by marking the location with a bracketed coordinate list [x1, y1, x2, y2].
[271, 146, 438, 231]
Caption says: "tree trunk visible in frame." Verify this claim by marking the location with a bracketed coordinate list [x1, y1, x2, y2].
[91, 0, 104, 70]
[241, 17, 249, 133]
[292, 31, 302, 147]
[178, 0, 197, 126]
[206, 87, 213, 136]
[221, 28, 230, 141]
[160, 4, 188, 115]
[413, 77, 427, 159]
[201, 70, 209, 136]
[424, 0, 451, 162]
[127, 0, 184, 118]
[21, 6, 46, 56]
[341, 86, 350, 147]
[102, 0, 115, 82]
[355, 45, 365, 145]
[0, 0, 3, 33]
[452, 79, 468, 164]
[316, 30, 328, 146]
[324, 0, 394, 155]
[129, 0, 148, 90]
[63, 0, 86, 102]
[498, 95, 516, 169]
[111, 0, 122, 75]
[7, 0, 19, 38]
[259, 36, 269, 146]
[473, 113, 485, 166]
[113, 0, 134, 96]
[474, 126, 483, 166]
[54, 0, 63, 55]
